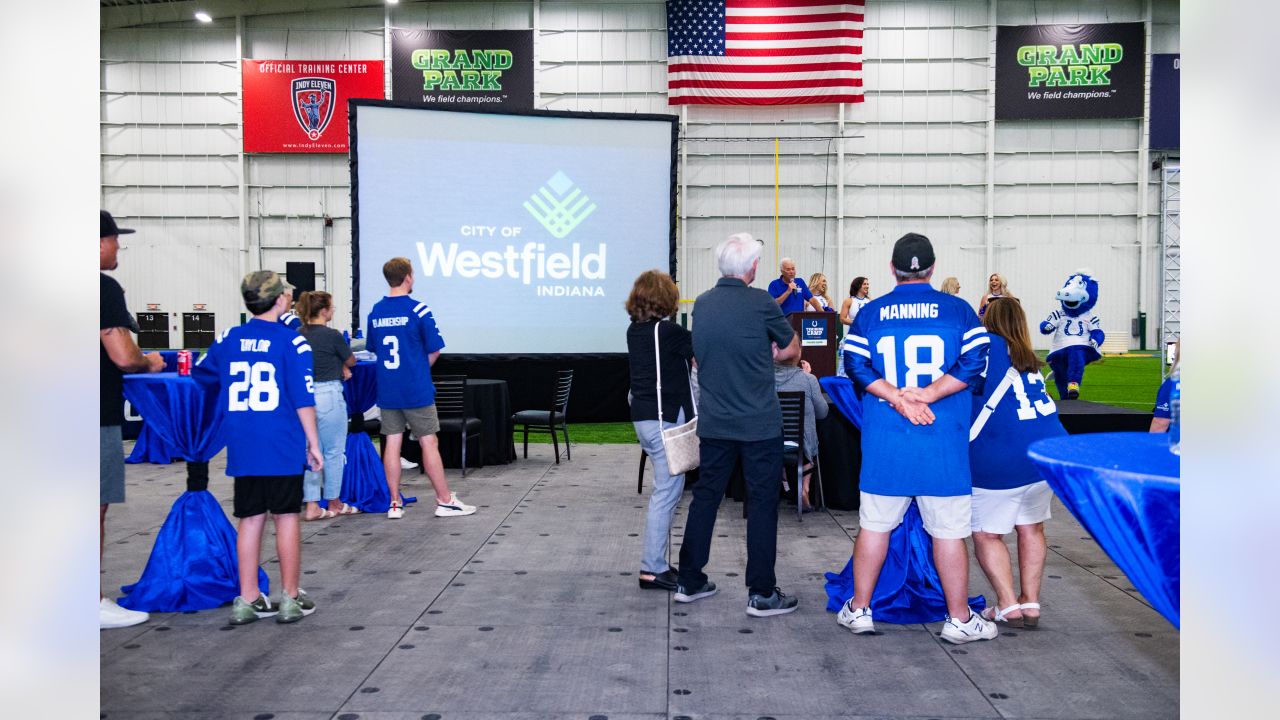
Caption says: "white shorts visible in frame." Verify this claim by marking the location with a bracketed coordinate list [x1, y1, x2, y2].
[858, 492, 972, 540]
[971, 481, 1054, 535]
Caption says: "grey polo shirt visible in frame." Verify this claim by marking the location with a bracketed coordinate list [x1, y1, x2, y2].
[692, 277, 796, 441]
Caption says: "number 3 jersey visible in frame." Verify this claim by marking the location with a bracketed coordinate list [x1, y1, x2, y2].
[843, 282, 989, 497]
[193, 318, 316, 477]
[968, 335, 1066, 490]
[366, 295, 446, 410]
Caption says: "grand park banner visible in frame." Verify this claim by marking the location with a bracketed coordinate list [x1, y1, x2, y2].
[996, 23, 1145, 120]
[242, 60, 385, 153]
[390, 29, 533, 110]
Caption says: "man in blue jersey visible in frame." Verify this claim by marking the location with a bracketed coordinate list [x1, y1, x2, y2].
[279, 282, 302, 331]
[767, 257, 825, 314]
[193, 270, 323, 625]
[675, 233, 803, 618]
[367, 257, 475, 520]
[835, 233, 998, 644]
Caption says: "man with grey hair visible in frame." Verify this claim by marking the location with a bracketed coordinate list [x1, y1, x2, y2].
[768, 257, 824, 314]
[675, 232, 803, 617]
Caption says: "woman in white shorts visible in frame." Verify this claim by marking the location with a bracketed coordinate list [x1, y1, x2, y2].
[968, 298, 1067, 628]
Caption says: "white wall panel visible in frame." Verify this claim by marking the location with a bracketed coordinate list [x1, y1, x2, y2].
[102, 0, 1178, 349]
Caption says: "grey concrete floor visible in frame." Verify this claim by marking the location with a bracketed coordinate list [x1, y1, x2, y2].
[101, 442, 1178, 720]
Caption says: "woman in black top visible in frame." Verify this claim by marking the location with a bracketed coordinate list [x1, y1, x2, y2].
[296, 291, 358, 520]
[626, 271, 695, 591]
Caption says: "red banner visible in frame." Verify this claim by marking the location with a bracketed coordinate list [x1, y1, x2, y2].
[242, 59, 385, 153]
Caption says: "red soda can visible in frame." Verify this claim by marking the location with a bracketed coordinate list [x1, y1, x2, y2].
[177, 350, 192, 376]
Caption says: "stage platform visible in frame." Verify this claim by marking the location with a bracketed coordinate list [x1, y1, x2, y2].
[102, 442, 1177, 719]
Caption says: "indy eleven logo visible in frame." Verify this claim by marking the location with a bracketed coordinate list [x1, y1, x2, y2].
[292, 77, 335, 141]
[523, 171, 597, 239]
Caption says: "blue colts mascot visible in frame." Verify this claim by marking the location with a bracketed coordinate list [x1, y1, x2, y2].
[1040, 272, 1104, 400]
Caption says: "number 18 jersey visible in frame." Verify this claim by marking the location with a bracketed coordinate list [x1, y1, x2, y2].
[194, 318, 316, 477]
[843, 282, 989, 497]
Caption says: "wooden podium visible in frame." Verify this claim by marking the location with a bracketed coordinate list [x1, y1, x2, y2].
[788, 311, 839, 378]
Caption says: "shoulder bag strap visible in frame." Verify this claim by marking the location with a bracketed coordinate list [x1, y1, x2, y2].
[653, 321, 665, 422]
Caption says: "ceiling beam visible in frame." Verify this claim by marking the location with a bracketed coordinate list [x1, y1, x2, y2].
[101, 0, 388, 30]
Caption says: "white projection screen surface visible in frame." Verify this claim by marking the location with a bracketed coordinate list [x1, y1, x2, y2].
[351, 103, 676, 354]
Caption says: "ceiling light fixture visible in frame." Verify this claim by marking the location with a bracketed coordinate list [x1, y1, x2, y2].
[194, 11, 213, 23]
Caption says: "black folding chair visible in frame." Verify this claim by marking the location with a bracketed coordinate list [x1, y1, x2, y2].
[779, 390, 824, 520]
[512, 369, 574, 463]
[434, 375, 482, 477]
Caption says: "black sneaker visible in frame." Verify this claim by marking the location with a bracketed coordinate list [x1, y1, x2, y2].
[746, 588, 799, 617]
[673, 580, 718, 603]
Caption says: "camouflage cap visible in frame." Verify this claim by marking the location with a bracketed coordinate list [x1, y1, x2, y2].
[241, 270, 287, 305]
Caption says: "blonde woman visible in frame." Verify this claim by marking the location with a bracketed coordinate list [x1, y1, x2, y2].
[940, 277, 961, 296]
[808, 272, 835, 312]
[978, 273, 1013, 317]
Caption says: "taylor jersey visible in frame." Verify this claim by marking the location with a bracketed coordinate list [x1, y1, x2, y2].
[842, 282, 989, 497]
[969, 335, 1067, 490]
[366, 295, 446, 409]
[193, 318, 315, 477]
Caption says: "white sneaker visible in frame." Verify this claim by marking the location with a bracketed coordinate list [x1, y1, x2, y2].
[387, 502, 405, 519]
[434, 493, 477, 517]
[941, 611, 999, 644]
[100, 597, 149, 630]
[400, 457, 419, 470]
[836, 600, 875, 634]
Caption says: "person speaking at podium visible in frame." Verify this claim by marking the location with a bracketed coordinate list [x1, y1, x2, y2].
[768, 258, 824, 315]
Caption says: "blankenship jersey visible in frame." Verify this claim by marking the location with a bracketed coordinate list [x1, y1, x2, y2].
[968, 335, 1067, 490]
[194, 318, 315, 477]
[842, 282, 989, 497]
[367, 295, 446, 409]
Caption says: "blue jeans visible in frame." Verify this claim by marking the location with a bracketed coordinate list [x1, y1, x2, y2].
[304, 381, 348, 503]
[678, 435, 783, 596]
[634, 408, 687, 574]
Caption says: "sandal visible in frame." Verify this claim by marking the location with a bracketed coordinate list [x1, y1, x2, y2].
[1019, 602, 1041, 628]
[337, 503, 362, 516]
[980, 603, 1025, 628]
[304, 508, 337, 521]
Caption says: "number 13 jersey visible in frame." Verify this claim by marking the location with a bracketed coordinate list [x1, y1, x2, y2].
[367, 295, 446, 410]
[969, 335, 1066, 490]
[842, 282, 989, 497]
[194, 318, 316, 477]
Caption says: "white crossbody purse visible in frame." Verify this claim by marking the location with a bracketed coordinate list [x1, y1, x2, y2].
[654, 321, 700, 474]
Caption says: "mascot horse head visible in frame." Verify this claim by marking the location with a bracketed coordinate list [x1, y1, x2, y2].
[1056, 272, 1099, 317]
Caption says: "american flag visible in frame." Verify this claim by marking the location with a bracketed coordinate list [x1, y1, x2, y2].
[667, 0, 865, 106]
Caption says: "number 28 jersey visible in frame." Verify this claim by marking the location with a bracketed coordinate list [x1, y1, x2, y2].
[194, 318, 316, 477]
[367, 295, 446, 410]
[843, 283, 990, 497]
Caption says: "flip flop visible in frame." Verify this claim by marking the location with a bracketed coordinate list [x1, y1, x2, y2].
[980, 603, 1025, 628]
[337, 503, 362, 516]
[304, 509, 337, 521]
[1019, 602, 1041, 628]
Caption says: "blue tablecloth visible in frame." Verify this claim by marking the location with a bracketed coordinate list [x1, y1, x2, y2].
[119, 373, 269, 613]
[1029, 432, 1180, 628]
[126, 422, 178, 464]
[343, 360, 377, 415]
[819, 374, 984, 623]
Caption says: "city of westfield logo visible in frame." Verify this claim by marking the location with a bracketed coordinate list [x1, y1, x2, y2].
[522, 171, 597, 238]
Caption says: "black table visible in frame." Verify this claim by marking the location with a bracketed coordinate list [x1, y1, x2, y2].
[398, 378, 517, 469]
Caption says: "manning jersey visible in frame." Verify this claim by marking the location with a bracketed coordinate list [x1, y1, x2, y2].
[193, 318, 315, 477]
[366, 295, 446, 409]
[842, 282, 989, 497]
[968, 335, 1067, 490]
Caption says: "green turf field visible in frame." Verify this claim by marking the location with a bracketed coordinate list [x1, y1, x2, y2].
[520, 352, 1168, 445]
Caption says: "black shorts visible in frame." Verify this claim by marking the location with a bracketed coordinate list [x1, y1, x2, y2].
[233, 475, 304, 518]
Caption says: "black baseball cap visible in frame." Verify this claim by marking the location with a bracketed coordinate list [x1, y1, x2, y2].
[891, 232, 935, 272]
[101, 210, 135, 238]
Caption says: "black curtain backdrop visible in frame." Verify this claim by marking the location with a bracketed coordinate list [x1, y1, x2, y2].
[433, 354, 631, 422]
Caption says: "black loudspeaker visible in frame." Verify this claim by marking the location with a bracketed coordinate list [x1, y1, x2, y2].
[286, 262, 316, 294]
